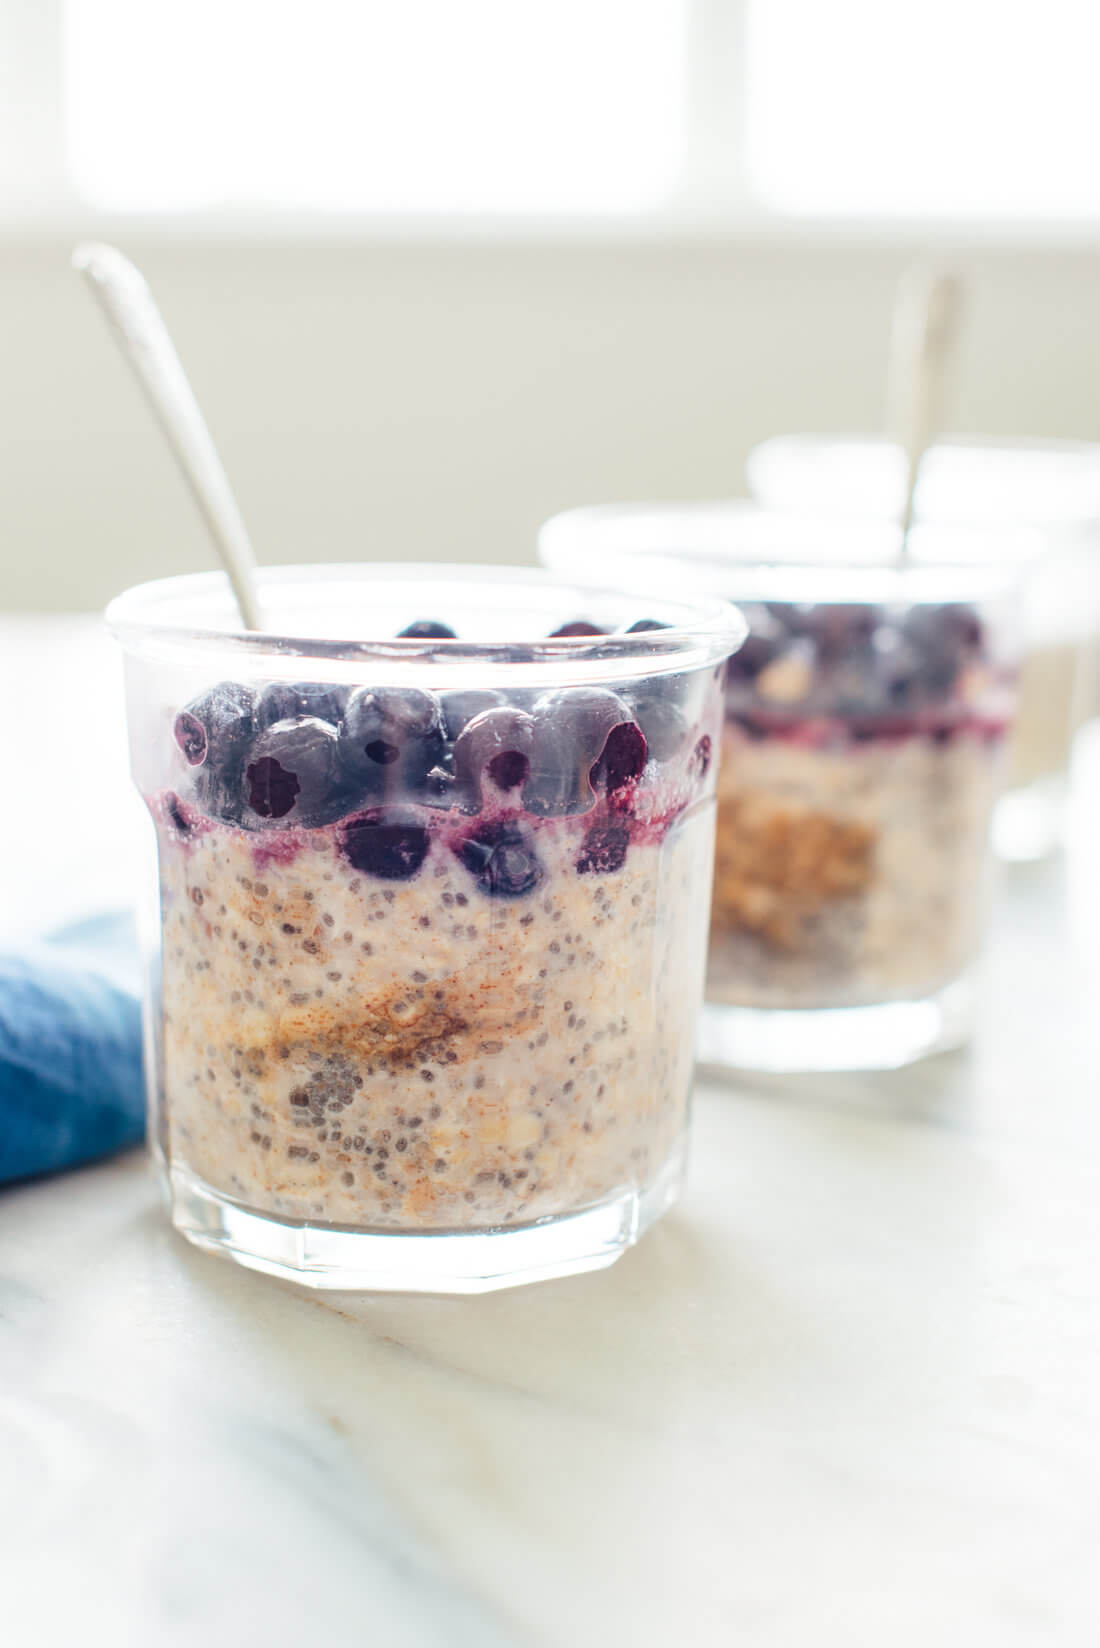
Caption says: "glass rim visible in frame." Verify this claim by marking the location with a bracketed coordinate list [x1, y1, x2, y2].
[538, 502, 1036, 595]
[746, 433, 1100, 531]
[105, 562, 745, 678]
[752, 431, 1100, 464]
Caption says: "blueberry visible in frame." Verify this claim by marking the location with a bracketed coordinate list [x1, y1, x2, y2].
[806, 603, 879, 660]
[548, 621, 606, 637]
[868, 627, 925, 710]
[904, 603, 984, 696]
[627, 665, 696, 711]
[826, 619, 948, 720]
[243, 717, 346, 828]
[727, 604, 788, 681]
[173, 712, 207, 766]
[194, 767, 246, 826]
[173, 681, 256, 773]
[591, 723, 648, 795]
[397, 620, 457, 639]
[341, 809, 430, 880]
[455, 819, 543, 898]
[256, 681, 348, 729]
[623, 618, 670, 634]
[453, 707, 535, 804]
[625, 693, 688, 763]
[164, 793, 194, 836]
[524, 689, 647, 816]
[339, 687, 445, 798]
[691, 735, 712, 779]
[907, 602, 983, 655]
[576, 823, 630, 875]
[421, 766, 457, 809]
[828, 647, 891, 717]
[440, 689, 504, 740]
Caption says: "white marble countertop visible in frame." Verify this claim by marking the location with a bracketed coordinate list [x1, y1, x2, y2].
[3, 619, 1100, 1647]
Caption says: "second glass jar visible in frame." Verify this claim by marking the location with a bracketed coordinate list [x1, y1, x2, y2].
[540, 507, 1021, 1071]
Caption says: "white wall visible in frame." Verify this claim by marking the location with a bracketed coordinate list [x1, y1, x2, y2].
[3, 236, 1100, 610]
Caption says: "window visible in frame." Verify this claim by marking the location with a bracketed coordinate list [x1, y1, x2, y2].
[1, 0, 1099, 228]
[745, 0, 1100, 219]
[63, 0, 689, 214]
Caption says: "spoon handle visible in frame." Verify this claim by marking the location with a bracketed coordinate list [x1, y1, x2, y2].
[888, 264, 965, 560]
[74, 242, 263, 631]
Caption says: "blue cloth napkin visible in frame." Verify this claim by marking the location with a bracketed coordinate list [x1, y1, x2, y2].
[0, 913, 144, 1185]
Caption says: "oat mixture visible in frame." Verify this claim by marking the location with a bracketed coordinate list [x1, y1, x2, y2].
[707, 723, 1003, 1009]
[705, 593, 1014, 1011]
[157, 807, 712, 1226]
[149, 656, 720, 1231]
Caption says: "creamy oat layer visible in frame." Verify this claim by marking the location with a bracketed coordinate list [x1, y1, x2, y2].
[157, 806, 713, 1228]
[708, 724, 1003, 1010]
[1008, 640, 1089, 788]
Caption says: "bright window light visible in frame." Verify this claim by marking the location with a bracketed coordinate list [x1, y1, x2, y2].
[62, 0, 688, 214]
[746, 0, 1100, 217]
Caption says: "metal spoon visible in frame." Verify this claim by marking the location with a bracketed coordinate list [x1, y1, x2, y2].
[886, 263, 965, 564]
[73, 242, 262, 630]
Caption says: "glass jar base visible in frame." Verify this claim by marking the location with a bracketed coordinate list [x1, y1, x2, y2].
[994, 776, 1067, 862]
[697, 978, 972, 1073]
[166, 1153, 684, 1294]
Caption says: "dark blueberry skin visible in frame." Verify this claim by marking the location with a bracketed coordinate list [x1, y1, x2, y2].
[173, 711, 208, 766]
[727, 604, 790, 681]
[339, 686, 445, 799]
[548, 621, 606, 637]
[591, 722, 648, 795]
[906, 602, 983, 656]
[811, 609, 977, 720]
[524, 689, 647, 817]
[440, 689, 504, 741]
[576, 823, 630, 875]
[622, 618, 670, 634]
[421, 766, 457, 809]
[455, 819, 543, 898]
[806, 603, 879, 660]
[904, 603, 984, 695]
[341, 809, 430, 880]
[887, 630, 944, 707]
[726, 598, 986, 723]
[194, 767, 245, 825]
[397, 620, 457, 639]
[242, 717, 346, 828]
[164, 792, 195, 836]
[173, 681, 256, 773]
[625, 692, 688, 763]
[625, 664, 697, 713]
[826, 651, 889, 716]
[256, 681, 348, 729]
[453, 707, 535, 806]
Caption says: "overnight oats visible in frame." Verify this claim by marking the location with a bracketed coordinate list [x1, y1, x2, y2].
[108, 566, 738, 1292]
[539, 506, 1021, 1070]
[703, 572, 1017, 1067]
[748, 435, 1100, 859]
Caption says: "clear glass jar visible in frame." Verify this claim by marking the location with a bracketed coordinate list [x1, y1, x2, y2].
[748, 435, 1100, 860]
[539, 507, 1022, 1072]
[107, 564, 739, 1292]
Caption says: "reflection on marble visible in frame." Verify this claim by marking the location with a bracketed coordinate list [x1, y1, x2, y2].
[2, 623, 1100, 1646]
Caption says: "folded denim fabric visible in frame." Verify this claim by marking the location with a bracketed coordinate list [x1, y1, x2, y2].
[0, 913, 144, 1185]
